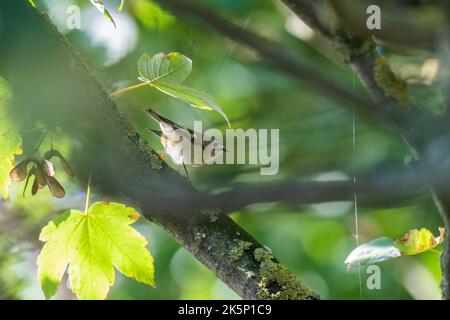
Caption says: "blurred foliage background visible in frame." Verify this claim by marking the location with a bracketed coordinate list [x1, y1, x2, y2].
[0, 0, 446, 299]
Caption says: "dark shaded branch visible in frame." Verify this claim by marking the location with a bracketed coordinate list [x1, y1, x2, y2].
[206, 175, 428, 213]
[0, 2, 318, 300]
[154, 0, 412, 133]
[155, 0, 432, 148]
[155, 0, 357, 102]
[330, 0, 440, 50]
[281, 0, 433, 154]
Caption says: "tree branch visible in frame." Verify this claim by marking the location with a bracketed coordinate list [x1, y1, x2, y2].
[281, 0, 432, 153]
[154, 0, 427, 145]
[205, 172, 431, 213]
[0, 2, 318, 300]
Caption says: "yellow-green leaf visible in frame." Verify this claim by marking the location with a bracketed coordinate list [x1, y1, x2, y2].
[132, 0, 174, 30]
[394, 227, 445, 255]
[37, 202, 155, 300]
[118, 0, 125, 12]
[345, 227, 445, 270]
[0, 77, 22, 200]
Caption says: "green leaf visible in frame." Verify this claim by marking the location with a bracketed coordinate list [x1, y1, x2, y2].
[89, 0, 116, 28]
[37, 202, 155, 300]
[132, 0, 175, 30]
[117, 0, 125, 12]
[394, 227, 445, 255]
[0, 77, 22, 200]
[138, 52, 230, 127]
[138, 52, 192, 85]
[345, 237, 401, 270]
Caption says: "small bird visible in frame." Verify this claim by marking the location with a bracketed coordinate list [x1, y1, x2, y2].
[144, 108, 225, 176]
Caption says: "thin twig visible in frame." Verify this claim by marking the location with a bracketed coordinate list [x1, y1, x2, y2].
[84, 172, 92, 214]
[204, 171, 434, 212]
[110, 82, 148, 97]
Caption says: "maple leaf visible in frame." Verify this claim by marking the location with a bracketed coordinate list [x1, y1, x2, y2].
[394, 227, 445, 256]
[37, 202, 155, 300]
[0, 77, 22, 200]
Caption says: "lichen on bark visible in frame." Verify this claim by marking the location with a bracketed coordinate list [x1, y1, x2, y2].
[229, 240, 253, 262]
[333, 29, 374, 61]
[253, 248, 319, 300]
[374, 56, 411, 107]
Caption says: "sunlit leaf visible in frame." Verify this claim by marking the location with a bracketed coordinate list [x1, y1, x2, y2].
[152, 81, 230, 119]
[394, 227, 445, 255]
[132, 0, 175, 30]
[37, 202, 155, 300]
[138, 52, 192, 84]
[0, 77, 22, 200]
[118, 0, 125, 12]
[345, 237, 401, 271]
[89, 0, 116, 28]
[345, 227, 445, 270]
[138, 52, 230, 127]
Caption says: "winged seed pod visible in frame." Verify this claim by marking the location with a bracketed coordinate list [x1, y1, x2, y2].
[44, 150, 74, 177]
[43, 159, 55, 177]
[34, 164, 47, 188]
[9, 158, 32, 182]
[45, 175, 65, 199]
[31, 176, 39, 196]
[22, 164, 48, 196]
[22, 167, 35, 197]
[11, 150, 72, 199]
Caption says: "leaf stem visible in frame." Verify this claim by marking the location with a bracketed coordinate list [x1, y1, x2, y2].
[50, 128, 53, 150]
[110, 82, 150, 97]
[34, 128, 50, 154]
[84, 172, 92, 214]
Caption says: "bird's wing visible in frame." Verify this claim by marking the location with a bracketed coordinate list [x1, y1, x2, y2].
[146, 128, 162, 137]
[144, 108, 181, 128]
[144, 107, 199, 133]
